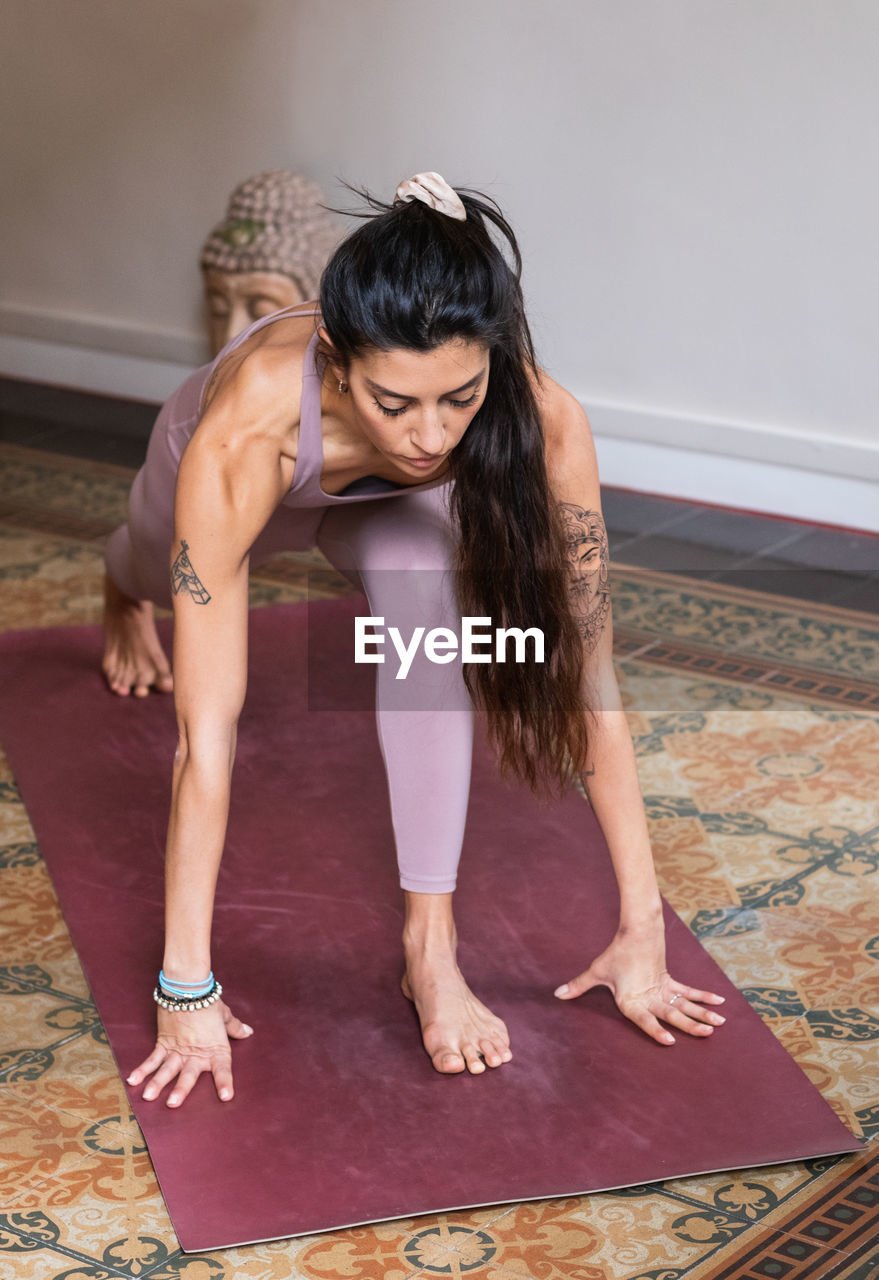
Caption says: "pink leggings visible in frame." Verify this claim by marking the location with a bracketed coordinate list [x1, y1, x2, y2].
[106, 460, 473, 895]
[316, 492, 473, 893]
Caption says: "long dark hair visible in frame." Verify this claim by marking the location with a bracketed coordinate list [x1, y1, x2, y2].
[318, 183, 595, 796]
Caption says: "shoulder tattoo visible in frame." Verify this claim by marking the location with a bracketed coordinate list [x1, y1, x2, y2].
[170, 540, 212, 605]
[558, 502, 611, 652]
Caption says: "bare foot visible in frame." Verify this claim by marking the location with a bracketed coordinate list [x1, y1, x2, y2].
[102, 573, 173, 697]
[401, 940, 513, 1076]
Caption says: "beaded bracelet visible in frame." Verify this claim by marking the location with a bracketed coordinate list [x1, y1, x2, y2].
[153, 978, 223, 1012]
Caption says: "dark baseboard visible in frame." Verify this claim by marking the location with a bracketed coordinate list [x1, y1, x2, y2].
[0, 375, 159, 440]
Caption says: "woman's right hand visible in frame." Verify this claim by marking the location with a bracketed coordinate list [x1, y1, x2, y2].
[126, 1001, 254, 1108]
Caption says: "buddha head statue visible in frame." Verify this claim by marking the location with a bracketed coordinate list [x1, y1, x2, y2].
[200, 169, 340, 355]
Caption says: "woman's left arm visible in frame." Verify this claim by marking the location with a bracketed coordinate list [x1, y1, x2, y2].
[539, 375, 727, 1045]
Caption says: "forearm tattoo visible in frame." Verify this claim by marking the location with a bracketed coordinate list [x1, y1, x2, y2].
[170, 540, 212, 605]
[558, 502, 611, 654]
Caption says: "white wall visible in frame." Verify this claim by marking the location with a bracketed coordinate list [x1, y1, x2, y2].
[0, 0, 312, 361]
[2, 0, 877, 528]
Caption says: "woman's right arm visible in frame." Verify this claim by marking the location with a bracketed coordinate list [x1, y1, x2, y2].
[126, 353, 298, 1108]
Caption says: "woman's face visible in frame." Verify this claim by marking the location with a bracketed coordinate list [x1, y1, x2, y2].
[334, 337, 490, 476]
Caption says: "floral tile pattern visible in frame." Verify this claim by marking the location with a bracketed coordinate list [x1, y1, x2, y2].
[0, 442, 877, 1277]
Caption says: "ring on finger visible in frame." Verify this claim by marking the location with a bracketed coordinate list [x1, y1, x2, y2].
[668, 993, 682, 1007]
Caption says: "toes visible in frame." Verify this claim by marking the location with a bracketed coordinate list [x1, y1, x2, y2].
[461, 1043, 486, 1074]
[479, 1039, 505, 1068]
[102, 658, 132, 696]
[110, 662, 141, 696]
[433, 1049, 466, 1074]
[101, 623, 173, 697]
[483, 1024, 512, 1065]
[131, 666, 169, 697]
[494, 1029, 512, 1062]
[147, 646, 174, 693]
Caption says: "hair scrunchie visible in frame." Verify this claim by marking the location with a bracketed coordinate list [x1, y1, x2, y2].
[393, 171, 467, 221]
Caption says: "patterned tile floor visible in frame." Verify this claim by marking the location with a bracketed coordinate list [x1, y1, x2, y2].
[0, 439, 877, 1279]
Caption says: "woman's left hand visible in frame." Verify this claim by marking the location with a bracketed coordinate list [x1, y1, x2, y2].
[553, 927, 727, 1044]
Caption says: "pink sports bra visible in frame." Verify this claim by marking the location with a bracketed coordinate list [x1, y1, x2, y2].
[204, 305, 451, 510]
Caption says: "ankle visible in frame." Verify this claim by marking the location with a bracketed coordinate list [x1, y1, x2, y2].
[402, 889, 458, 954]
[402, 926, 458, 956]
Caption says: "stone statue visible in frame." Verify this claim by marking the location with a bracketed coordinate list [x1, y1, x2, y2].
[200, 170, 340, 356]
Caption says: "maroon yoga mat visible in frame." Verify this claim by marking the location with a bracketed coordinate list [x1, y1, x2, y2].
[0, 598, 860, 1252]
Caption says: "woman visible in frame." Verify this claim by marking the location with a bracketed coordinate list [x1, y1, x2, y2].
[106, 173, 725, 1110]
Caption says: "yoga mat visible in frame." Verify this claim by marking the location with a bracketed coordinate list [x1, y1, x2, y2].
[0, 599, 860, 1253]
